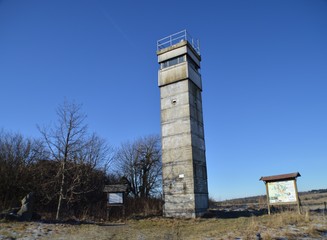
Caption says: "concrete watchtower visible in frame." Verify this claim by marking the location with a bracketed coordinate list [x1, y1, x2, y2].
[157, 30, 208, 217]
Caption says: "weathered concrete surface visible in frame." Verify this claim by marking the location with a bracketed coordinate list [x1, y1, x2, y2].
[158, 40, 208, 218]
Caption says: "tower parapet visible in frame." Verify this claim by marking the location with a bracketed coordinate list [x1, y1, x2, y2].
[157, 29, 200, 55]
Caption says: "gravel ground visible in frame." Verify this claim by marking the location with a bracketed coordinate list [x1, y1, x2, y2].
[0, 222, 71, 240]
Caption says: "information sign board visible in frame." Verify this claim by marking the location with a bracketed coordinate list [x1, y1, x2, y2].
[267, 180, 297, 204]
[108, 192, 123, 204]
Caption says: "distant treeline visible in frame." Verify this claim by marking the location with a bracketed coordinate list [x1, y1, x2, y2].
[215, 189, 327, 206]
[307, 189, 327, 194]
[214, 195, 266, 206]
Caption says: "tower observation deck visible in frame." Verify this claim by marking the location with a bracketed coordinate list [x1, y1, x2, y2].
[157, 30, 200, 55]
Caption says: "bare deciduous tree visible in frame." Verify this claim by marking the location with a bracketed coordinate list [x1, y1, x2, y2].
[38, 101, 112, 219]
[115, 135, 162, 198]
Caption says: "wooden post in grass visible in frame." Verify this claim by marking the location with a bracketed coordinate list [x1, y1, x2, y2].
[264, 182, 271, 215]
[294, 178, 301, 214]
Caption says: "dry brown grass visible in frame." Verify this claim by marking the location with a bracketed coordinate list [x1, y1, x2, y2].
[1, 210, 326, 239]
[214, 190, 327, 212]
[300, 192, 327, 211]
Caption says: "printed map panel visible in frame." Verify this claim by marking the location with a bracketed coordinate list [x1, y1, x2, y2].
[267, 180, 297, 204]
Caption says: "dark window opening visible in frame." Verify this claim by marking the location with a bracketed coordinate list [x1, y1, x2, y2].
[160, 55, 185, 69]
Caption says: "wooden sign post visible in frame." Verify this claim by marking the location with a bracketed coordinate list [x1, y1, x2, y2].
[260, 172, 301, 215]
[103, 184, 129, 221]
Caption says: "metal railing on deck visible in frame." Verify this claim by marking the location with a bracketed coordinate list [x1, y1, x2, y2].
[157, 30, 200, 55]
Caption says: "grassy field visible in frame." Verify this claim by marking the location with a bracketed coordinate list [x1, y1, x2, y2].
[212, 190, 327, 212]
[300, 192, 327, 210]
[1, 191, 327, 239]
[1, 210, 326, 239]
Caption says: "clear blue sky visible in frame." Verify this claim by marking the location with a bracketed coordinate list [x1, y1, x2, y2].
[1, 0, 326, 200]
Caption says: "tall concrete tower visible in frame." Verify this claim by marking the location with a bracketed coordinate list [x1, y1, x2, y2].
[157, 30, 208, 218]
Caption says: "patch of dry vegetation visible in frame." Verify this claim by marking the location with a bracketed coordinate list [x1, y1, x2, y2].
[213, 190, 327, 212]
[1, 210, 325, 240]
[300, 192, 327, 210]
[56, 211, 327, 239]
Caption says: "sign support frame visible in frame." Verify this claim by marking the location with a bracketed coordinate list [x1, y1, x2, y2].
[103, 184, 129, 221]
[260, 172, 301, 215]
